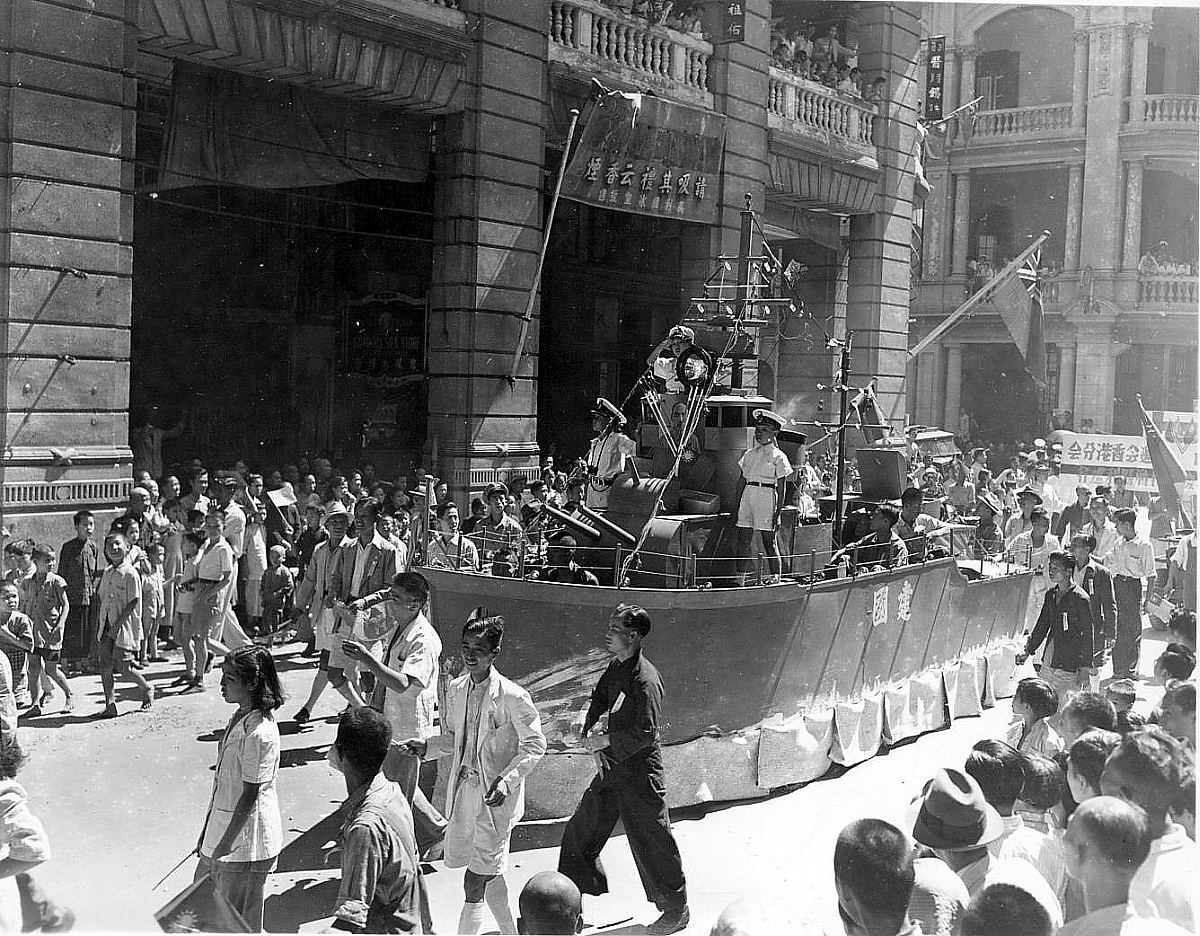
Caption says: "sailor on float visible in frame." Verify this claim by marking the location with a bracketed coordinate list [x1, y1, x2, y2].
[584, 398, 637, 514]
[734, 409, 793, 583]
[646, 324, 696, 394]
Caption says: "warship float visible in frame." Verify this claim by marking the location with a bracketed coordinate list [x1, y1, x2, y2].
[416, 204, 1033, 818]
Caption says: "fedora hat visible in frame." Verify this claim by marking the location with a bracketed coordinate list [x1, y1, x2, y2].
[908, 768, 1004, 852]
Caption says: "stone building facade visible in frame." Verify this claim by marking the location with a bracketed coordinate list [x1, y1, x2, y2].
[911, 4, 1198, 444]
[1, 0, 922, 540]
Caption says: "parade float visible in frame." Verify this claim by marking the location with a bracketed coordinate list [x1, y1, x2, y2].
[418, 202, 1034, 819]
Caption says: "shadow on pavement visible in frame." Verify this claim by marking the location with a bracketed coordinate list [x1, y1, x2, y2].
[276, 806, 346, 874]
[264, 876, 340, 933]
[281, 744, 330, 770]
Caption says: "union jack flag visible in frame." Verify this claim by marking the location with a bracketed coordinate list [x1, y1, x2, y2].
[978, 238, 1048, 388]
[1017, 244, 1043, 303]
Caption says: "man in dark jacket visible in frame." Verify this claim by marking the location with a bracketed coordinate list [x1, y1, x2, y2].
[1018, 551, 1099, 717]
[558, 604, 689, 935]
[1070, 532, 1117, 653]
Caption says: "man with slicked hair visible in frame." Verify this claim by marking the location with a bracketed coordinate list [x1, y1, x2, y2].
[833, 818, 920, 936]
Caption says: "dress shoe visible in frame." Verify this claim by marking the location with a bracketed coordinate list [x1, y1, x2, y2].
[647, 907, 689, 935]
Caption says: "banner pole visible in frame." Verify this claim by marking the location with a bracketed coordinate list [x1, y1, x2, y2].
[507, 108, 581, 385]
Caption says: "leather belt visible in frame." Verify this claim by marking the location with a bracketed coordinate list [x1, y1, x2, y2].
[457, 765, 482, 785]
[1114, 574, 1141, 582]
[746, 481, 776, 487]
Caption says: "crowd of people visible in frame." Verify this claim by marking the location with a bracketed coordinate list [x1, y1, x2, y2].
[0, 428, 1192, 932]
[767, 22, 886, 102]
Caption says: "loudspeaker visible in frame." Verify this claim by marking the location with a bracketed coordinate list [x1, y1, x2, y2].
[855, 448, 907, 501]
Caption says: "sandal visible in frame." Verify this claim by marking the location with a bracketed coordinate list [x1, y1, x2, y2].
[140, 688, 156, 711]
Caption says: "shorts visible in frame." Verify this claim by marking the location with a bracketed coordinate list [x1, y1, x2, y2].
[98, 637, 134, 675]
[444, 776, 517, 876]
[736, 484, 778, 532]
[31, 647, 61, 663]
[180, 614, 209, 643]
[313, 606, 337, 653]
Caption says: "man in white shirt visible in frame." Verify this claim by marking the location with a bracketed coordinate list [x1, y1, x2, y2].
[896, 487, 952, 561]
[1108, 508, 1156, 680]
[1082, 495, 1120, 561]
[1100, 727, 1197, 933]
[584, 399, 636, 513]
[734, 410, 793, 582]
[1029, 463, 1061, 527]
[1059, 795, 1154, 936]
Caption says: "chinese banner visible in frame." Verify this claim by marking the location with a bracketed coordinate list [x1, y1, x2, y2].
[562, 92, 727, 225]
[924, 36, 946, 122]
[1055, 431, 1198, 496]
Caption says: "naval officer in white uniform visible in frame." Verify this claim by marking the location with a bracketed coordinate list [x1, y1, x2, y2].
[733, 409, 793, 582]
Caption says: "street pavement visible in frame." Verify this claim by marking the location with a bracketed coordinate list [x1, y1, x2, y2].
[18, 619, 1173, 934]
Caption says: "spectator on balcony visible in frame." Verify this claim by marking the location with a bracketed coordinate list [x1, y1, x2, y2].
[791, 25, 813, 60]
[772, 43, 793, 70]
[836, 64, 855, 95]
[792, 50, 811, 79]
[813, 25, 843, 68]
[848, 67, 863, 97]
[1138, 240, 1169, 275]
[868, 76, 887, 103]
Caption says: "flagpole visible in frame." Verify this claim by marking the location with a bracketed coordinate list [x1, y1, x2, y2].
[909, 230, 1051, 359]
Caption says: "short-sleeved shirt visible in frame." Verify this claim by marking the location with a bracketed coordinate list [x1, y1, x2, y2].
[24, 573, 68, 649]
[201, 709, 282, 862]
[97, 563, 141, 652]
[738, 442, 792, 484]
[196, 538, 234, 584]
[382, 613, 442, 742]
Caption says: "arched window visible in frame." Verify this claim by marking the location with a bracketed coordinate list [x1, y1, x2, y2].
[975, 7, 1075, 108]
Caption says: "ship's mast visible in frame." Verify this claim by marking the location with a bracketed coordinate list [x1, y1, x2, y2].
[833, 331, 854, 546]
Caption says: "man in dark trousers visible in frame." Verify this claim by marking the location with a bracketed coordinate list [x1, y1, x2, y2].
[557, 604, 689, 935]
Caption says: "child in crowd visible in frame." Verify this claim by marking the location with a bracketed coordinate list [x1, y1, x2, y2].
[186, 508, 207, 537]
[1059, 691, 1117, 746]
[1104, 678, 1146, 733]
[260, 546, 294, 637]
[4, 541, 35, 596]
[295, 503, 327, 577]
[1155, 643, 1196, 683]
[1008, 677, 1064, 757]
[58, 510, 99, 676]
[1014, 753, 1065, 834]
[161, 498, 186, 649]
[1064, 728, 1121, 806]
[95, 532, 154, 717]
[141, 541, 167, 665]
[0, 734, 54, 932]
[0, 585, 34, 710]
[23, 546, 72, 716]
[1158, 680, 1195, 748]
[170, 533, 205, 692]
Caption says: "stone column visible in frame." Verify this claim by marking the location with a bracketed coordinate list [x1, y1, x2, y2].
[0, 0, 137, 542]
[1057, 340, 1077, 414]
[1121, 158, 1144, 272]
[1072, 30, 1089, 128]
[426, 0, 548, 495]
[1065, 163, 1084, 271]
[957, 46, 978, 143]
[943, 343, 963, 432]
[1079, 20, 1129, 274]
[680, 0, 769, 303]
[951, 173, 971, 275]
[1073, 322, 1125, 432]
[846, 2, 923, 427]
[1127, 22, 1152, 125]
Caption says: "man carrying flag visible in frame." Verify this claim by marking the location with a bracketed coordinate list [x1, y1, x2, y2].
[1138, 395, 1194, 532]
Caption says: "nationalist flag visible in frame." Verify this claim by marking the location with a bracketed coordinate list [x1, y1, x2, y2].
[977, 243, 1047, 387]
[1138, 394, 1194, 528]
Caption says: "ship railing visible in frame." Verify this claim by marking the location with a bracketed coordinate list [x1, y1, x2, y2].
[426, 527, 1027, 588]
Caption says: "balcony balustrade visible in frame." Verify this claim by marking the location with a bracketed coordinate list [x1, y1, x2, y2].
[969, 103, 1075, 140]
[767, 67, 877, 160]
[549, 0, 713, 109]
[1138, 274, 1199, 308]
[1141, 94, 1199, 125]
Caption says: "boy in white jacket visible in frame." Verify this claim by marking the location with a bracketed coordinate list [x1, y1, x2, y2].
[401, 612, 546, 934]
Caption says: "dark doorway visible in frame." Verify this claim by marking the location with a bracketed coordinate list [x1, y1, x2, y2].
[961, 343, 1045, 444]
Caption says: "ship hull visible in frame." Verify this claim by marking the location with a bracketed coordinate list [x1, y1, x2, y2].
[422, 559, 1032, 816]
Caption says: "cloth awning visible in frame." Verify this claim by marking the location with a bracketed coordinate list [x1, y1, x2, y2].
[154, 63, 430, 191]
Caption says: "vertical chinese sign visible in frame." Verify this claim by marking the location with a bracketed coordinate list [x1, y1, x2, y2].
[721, 1, 746, 43]
[924, 36, 945, 122]
[562, 92, 727, 226]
